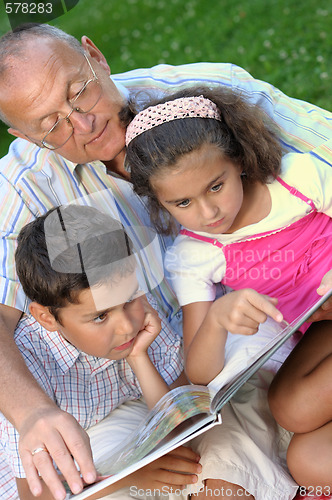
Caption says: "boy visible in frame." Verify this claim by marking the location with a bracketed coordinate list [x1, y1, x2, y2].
[0, 204, 200, 500]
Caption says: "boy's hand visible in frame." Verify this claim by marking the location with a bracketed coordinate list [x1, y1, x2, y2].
[127, 446, 201, 491]
[309, 269, 332, 321]
[212, 288, 283, 335]
[129, 297, 162, 358]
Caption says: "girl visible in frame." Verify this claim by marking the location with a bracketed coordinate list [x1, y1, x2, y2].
[125, 86, 332, 492]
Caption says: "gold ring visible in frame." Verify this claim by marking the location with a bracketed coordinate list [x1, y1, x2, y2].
[31, 447, 48, 456]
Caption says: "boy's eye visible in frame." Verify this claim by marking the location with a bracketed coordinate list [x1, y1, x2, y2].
[177, 199, 191, 208]
[210, 183, 223, 193]
[93, 312, 108, 324]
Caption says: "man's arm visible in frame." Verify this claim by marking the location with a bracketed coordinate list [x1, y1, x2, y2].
[0, 304, 97, 499]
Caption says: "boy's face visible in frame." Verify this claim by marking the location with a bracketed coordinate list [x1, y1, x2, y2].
[55, 271, 146, 360]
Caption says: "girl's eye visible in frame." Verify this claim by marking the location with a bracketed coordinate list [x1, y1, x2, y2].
[93, 312, 108, 324]
[211, 183, 223, 193]
[177, 199, 191, 208]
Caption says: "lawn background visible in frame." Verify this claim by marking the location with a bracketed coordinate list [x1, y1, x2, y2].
[0, 0, 331, 157]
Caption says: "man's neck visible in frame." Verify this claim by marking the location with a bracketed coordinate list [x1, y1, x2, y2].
[103, 150, 130, 181]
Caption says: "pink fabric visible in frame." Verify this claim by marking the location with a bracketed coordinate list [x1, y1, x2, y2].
[180, 177, 332, 333]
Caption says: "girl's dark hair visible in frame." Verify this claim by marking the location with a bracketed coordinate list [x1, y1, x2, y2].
[126, 86, 282, 234]
[15, 205, 134, 323]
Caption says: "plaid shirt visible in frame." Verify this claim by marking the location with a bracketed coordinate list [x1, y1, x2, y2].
[0, 296, 183, 498]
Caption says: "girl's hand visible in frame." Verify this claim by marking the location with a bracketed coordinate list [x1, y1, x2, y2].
[128, 297, 162, 359]
[309, 269, 332, 322]
[126, 446, 201, 491]
[212, 288, 283, 335]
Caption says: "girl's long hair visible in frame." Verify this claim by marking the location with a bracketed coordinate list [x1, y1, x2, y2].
[126, 86, 282, 234]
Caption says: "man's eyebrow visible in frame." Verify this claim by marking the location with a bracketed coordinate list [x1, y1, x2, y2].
[37, 81, 72, 125]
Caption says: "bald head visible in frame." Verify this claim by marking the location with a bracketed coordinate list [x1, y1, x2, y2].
[0, 24, 84, 126]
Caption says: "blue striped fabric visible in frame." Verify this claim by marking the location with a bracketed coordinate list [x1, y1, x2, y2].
[0, 62, 331, 316]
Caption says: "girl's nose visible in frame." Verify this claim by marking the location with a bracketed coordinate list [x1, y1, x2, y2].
[200, 200, 219, 220]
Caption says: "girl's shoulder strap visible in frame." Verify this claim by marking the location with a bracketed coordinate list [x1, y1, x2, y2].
[179, 229, 224, 248]
[276, 176, 316, 210]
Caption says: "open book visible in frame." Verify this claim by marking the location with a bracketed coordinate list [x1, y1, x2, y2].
[68, 289, 332, 499]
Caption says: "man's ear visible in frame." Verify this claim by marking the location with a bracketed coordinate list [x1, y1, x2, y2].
[29, 302, 59, 332]
[81, 36, 110, 74]
[7, 128, 33, 142]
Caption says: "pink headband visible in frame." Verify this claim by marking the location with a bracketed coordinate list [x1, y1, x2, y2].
[125, 95, 222, 146]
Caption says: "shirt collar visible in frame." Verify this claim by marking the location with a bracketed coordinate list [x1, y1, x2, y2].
[38, 326, 115, 374]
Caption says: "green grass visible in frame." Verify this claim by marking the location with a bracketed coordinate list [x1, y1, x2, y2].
[0, 0, 331, 157]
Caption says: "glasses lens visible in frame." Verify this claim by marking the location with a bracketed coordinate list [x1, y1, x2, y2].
[73, 79, 102, 113]
[42, 75, 102, 150]
[42, 119, 74, 150]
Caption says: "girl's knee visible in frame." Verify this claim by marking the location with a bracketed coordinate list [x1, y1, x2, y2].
[287, 428, 332, 489]
[268, 377, 296, 429]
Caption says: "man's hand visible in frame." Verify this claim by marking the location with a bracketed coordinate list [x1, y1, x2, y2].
[18, 405, 97, 500]
[309, 270, 332, 322]
[127, 446, 201, 491]
[212, 288, 283, 335]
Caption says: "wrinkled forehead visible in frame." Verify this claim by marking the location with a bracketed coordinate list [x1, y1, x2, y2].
[3, 37, 82, 84]
[0, 38, 83, 129]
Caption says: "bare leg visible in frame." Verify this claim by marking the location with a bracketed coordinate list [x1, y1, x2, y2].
[190, 479, 254, 499]
[269, 321, 332, 433]
[269, 320, 332, 488]
[287, 420, 332, 489]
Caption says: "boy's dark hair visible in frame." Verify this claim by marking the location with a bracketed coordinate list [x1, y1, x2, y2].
[15, 205, 134, 322]
[126, 86, 283, 235]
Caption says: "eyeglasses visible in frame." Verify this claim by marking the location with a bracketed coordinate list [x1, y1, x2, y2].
[41, 54, 102, 150]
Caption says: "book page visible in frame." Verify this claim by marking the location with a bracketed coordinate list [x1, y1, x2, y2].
[210, 288, 332, 413]
[96, 385, 214, 476]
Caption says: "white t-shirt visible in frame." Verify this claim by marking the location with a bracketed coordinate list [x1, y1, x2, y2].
[165, 153, 332, 306]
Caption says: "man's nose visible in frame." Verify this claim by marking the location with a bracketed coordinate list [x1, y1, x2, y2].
[69, 110, 95, 134]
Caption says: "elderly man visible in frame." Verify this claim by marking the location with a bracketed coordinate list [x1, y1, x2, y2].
[0, 23, 331, 500]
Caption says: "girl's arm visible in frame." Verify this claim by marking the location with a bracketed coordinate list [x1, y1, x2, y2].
[183, 301, 227, 385]
[184, 290, 283, 385]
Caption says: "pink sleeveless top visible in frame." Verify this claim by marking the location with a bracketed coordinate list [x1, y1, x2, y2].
[180, 178, 332, 333]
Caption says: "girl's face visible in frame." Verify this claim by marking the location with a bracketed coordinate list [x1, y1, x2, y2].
[151, 143, 245, 234]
